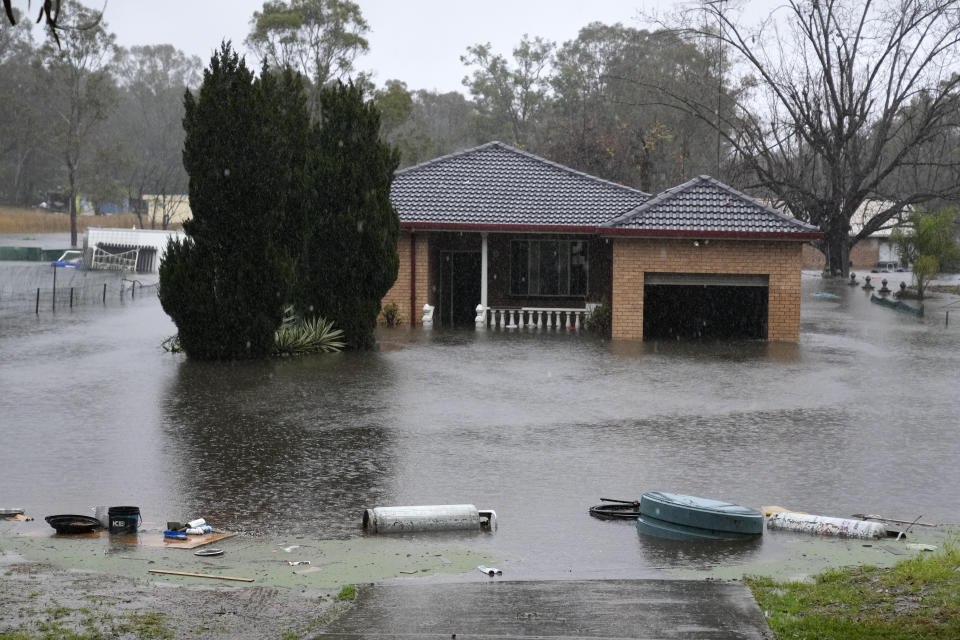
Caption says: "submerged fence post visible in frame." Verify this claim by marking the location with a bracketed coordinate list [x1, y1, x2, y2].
[52, 265, 56, 313]
[102, 283, 107, 304]
[35, 288, 39, 315]
[70, 287, 74, 308]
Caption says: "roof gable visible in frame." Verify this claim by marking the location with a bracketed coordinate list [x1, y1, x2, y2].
[603, 175, 820, 237]
[390, 141, 649, 228]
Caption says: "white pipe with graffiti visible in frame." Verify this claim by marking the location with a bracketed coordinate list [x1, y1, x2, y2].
[766, 512, 887, 539]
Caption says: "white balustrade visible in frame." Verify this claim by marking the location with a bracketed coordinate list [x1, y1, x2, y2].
[480, 306, 590, 331]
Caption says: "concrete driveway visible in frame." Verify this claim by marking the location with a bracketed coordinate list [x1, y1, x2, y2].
[316, 579, 771, 639]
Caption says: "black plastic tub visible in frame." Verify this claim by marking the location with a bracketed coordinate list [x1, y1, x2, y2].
[45, 514, 101, 534]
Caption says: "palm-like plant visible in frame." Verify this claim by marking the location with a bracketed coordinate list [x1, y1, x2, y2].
[274, 307, 345, 355]
[162, 307, 345, 356]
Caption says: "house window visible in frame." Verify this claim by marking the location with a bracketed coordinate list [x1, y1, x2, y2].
[510, 239, 588, 296]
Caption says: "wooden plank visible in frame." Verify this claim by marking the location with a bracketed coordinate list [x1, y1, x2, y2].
[148, 569, 253, 583]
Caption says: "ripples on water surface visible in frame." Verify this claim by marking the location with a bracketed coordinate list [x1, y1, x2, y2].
[1, 271, 958, 579]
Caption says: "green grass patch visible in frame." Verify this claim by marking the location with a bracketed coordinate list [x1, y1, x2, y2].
[0, 607, 173, 640]
[113, 612, 174, 639]
[43, 606, 71, 620]
[747, 543, 960, 639]
[336, 585, 356, 601]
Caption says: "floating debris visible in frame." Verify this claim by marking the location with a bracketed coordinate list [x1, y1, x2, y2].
[870, 294, 923, 316]
[363, 505, 496, 533]
[767, 512, 887, 539]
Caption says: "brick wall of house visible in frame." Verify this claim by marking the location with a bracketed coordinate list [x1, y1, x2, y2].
[611, 238, 803, 341]
[381, 231, 430, 326]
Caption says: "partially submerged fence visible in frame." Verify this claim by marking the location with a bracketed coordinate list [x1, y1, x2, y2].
[0, 264, 154, 315]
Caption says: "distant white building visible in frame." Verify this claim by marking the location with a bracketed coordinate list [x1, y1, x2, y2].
[84, 227, 185, 273]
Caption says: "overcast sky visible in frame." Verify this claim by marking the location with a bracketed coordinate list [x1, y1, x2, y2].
[99, 1, 653, 93]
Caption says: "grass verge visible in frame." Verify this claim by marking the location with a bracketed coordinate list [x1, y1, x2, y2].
[747, 543, 960, 639]
[0, 206, 176, 234]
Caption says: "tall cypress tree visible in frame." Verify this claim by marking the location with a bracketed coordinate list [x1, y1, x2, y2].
[159, 43, 308, 359]
[296, 81, 400, 350]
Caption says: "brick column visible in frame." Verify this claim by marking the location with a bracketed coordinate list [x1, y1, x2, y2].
[381, 231, 430, 326]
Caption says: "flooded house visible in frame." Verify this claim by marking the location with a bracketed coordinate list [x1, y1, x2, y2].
[381, 142, 821, 341]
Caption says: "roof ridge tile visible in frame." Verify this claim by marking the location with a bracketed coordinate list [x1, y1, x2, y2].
[601, 174, 818, 235]
[396, 141, 649, 198]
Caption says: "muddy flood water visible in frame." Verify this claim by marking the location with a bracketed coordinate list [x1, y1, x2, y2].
[2, 264, 959, 581]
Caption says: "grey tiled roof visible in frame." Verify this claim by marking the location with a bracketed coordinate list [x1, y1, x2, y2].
[604, 175, 819, 235]
[391, 141, 649, 227]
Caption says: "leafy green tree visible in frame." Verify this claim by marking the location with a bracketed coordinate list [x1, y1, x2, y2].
[260, 64, 312, 303]
[408, 89, 480, 160]
[373, 79, 413, 134]
[461, 35, 554, 147]
[245, 0, 369, 108]
[375, 86, 479, 167]
[0, 4, 32, 59]
[548, 23, 724, 193]
[0, 14, 58, 207]
[160, 43, 307, 359]
[372, 79, 422, 164]
[295, 81, 400, 350]
[892, 208, 960, 298]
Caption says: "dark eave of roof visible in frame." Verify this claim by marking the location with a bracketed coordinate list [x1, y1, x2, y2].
[401, 220, 821, 240]
[400, 221, 595, 234]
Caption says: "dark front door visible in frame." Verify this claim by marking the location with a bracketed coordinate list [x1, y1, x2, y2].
[439, 251, 481, 327]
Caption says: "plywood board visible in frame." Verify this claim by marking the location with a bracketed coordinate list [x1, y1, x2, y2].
[29, 529, 237, 548]
[159, 532, 237, 549]
[39, 529, 237, 549]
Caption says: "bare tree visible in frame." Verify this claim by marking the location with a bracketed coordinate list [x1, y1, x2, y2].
[41, 0, 117, 246]
[114, 44, 199, 229]
[646, 0, 960, 276]
[148, 190, 189, 230]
